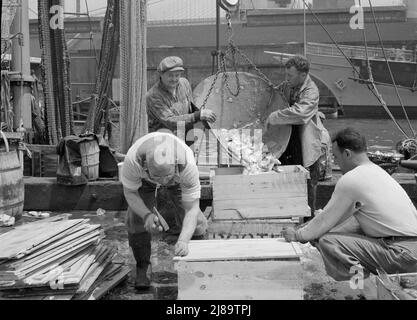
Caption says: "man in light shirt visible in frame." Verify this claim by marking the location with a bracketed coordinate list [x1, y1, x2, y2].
[121, 132, 208, 290]
[283, 128, 417, 280]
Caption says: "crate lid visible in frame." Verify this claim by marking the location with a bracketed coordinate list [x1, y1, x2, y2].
[174, 238, 302, 262]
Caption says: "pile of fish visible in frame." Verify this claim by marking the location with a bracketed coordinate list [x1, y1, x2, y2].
[219, 126, 281, 175]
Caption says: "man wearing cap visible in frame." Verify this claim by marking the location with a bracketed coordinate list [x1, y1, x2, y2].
[146, 56, 217, 136]
[121, 131, 208, 290]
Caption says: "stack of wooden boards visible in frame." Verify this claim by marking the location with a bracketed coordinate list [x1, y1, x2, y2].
[0, 215, 130, 300]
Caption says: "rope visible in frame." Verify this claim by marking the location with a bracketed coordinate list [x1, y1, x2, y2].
[119, 0, 148, 154]
[367, 0, 415, 138]
[358, 0, 409, 139]
[84, 0, 99, 69]
[83, 0, 120, 136]
[301, 0, 410, 139]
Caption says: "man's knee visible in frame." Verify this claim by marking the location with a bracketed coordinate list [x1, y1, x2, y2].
[317, 233, 339, 253]
[128, 232, 151, 249]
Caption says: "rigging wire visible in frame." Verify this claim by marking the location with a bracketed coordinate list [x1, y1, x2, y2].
[301, 0, 409, 139]
[84, 0, 99, 69]
[367, 0, 415, 137]
[358, 0, 409, 139]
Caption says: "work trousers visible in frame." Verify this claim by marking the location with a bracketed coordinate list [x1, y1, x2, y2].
[316, 232, 417, 281]
[127, 180, 207, 268]
[279, 125, 319, 216]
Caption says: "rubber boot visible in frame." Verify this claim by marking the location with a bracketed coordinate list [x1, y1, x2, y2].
[128, 232, 152, 290]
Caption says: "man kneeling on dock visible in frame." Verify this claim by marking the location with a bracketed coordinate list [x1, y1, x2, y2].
[121, 132, 208, 290]
[283, 128, 417, 281]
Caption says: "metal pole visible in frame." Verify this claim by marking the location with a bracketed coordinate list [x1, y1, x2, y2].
[76, 0, 81, 17]
[10, 0, 33, 130]
[303, 0, 307, 56]
[216, 0, 220, 71]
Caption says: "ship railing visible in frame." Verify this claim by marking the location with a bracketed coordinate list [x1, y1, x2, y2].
[307, 42, 416, 63]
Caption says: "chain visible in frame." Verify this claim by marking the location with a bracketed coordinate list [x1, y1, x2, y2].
[200, 66, 222, 110]
[221, 13, 241, 97]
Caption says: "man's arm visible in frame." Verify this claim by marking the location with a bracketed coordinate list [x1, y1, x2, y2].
[175, 198, 200, 256]
[329, 216, 363, 234]
[123, 187, 153, 220]
[147, 95, 200, 131]
[296, 184, 356, 242]
[267, 86, 319, 126]
[123, 187, 162, 233]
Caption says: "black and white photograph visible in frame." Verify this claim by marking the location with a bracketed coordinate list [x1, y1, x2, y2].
[1, 0, 417, 309]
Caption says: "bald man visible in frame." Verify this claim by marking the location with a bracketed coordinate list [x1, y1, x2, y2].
[121, 132, 208, 290]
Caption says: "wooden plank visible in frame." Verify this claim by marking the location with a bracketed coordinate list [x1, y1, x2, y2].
[84, 265, 130, 300]
[376, 277, 400, 300]
[18, 224, 101, 262]
[16, 233, 101, 275]
[207, 219, 296, 239]
[0, 217, 86, 260]
[176, 260, 304, 300]
[174, 238, 301, 262]
[214, 190, 307, 200]
[213, 206, 310, 220]
[76, 247, 114, 294]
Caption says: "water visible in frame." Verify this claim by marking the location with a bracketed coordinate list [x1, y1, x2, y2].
[77, 118, 417, 154]
[323, 118, 417, 152]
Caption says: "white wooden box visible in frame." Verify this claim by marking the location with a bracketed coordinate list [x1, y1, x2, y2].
[376, 273, 417, 300]
[212, 165, 311, 220]
[174, 238, 304, 300]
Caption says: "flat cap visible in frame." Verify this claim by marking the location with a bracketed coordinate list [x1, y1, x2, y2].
[157, 56, 185, 73]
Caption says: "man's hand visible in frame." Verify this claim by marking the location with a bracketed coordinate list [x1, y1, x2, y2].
[175, 240, 189, 256]
[200, 109, 217, 123]
[144, 213, 163, 234]
[264, 114, 273, 132]
[282, 226, 298, 242]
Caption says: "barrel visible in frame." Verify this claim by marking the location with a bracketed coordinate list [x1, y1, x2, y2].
[79, 139, 100, 181]
[0, 131, 24, 219]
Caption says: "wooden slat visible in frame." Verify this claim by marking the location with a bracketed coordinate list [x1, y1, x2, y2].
[73, 263, 130, 300]
[213, 206, 310, 220]
[207, 218, 297, 238]
[176, 260, 303, 300]
[174, 238, 301, 262]
[0, 216, 86, 260]
[212, 166, 309, 220]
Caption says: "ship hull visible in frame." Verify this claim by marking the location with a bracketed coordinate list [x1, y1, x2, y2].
[308, 53, 417, 118]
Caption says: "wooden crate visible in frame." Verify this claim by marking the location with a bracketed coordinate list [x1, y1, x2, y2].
[376, 273, 417, 300]
[212, 165, 311, 220]
[204, 207, 300, 239]
[174, 238, 304, 300]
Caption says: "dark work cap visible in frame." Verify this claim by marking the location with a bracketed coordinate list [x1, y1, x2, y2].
[157, 56, 185, 73]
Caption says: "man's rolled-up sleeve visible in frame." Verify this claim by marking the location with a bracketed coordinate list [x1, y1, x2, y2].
[180, 163, 201, 202]
[268, 87, 319, 125]
[147, 94, 197, 131]
[121, 157, 142, 191]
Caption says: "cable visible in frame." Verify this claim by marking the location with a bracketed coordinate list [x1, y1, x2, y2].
[301, 0, 409, 139]
[84, 0, 99, 69]
[358, 0, 409, 139]
[367, 0, 415, 137]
